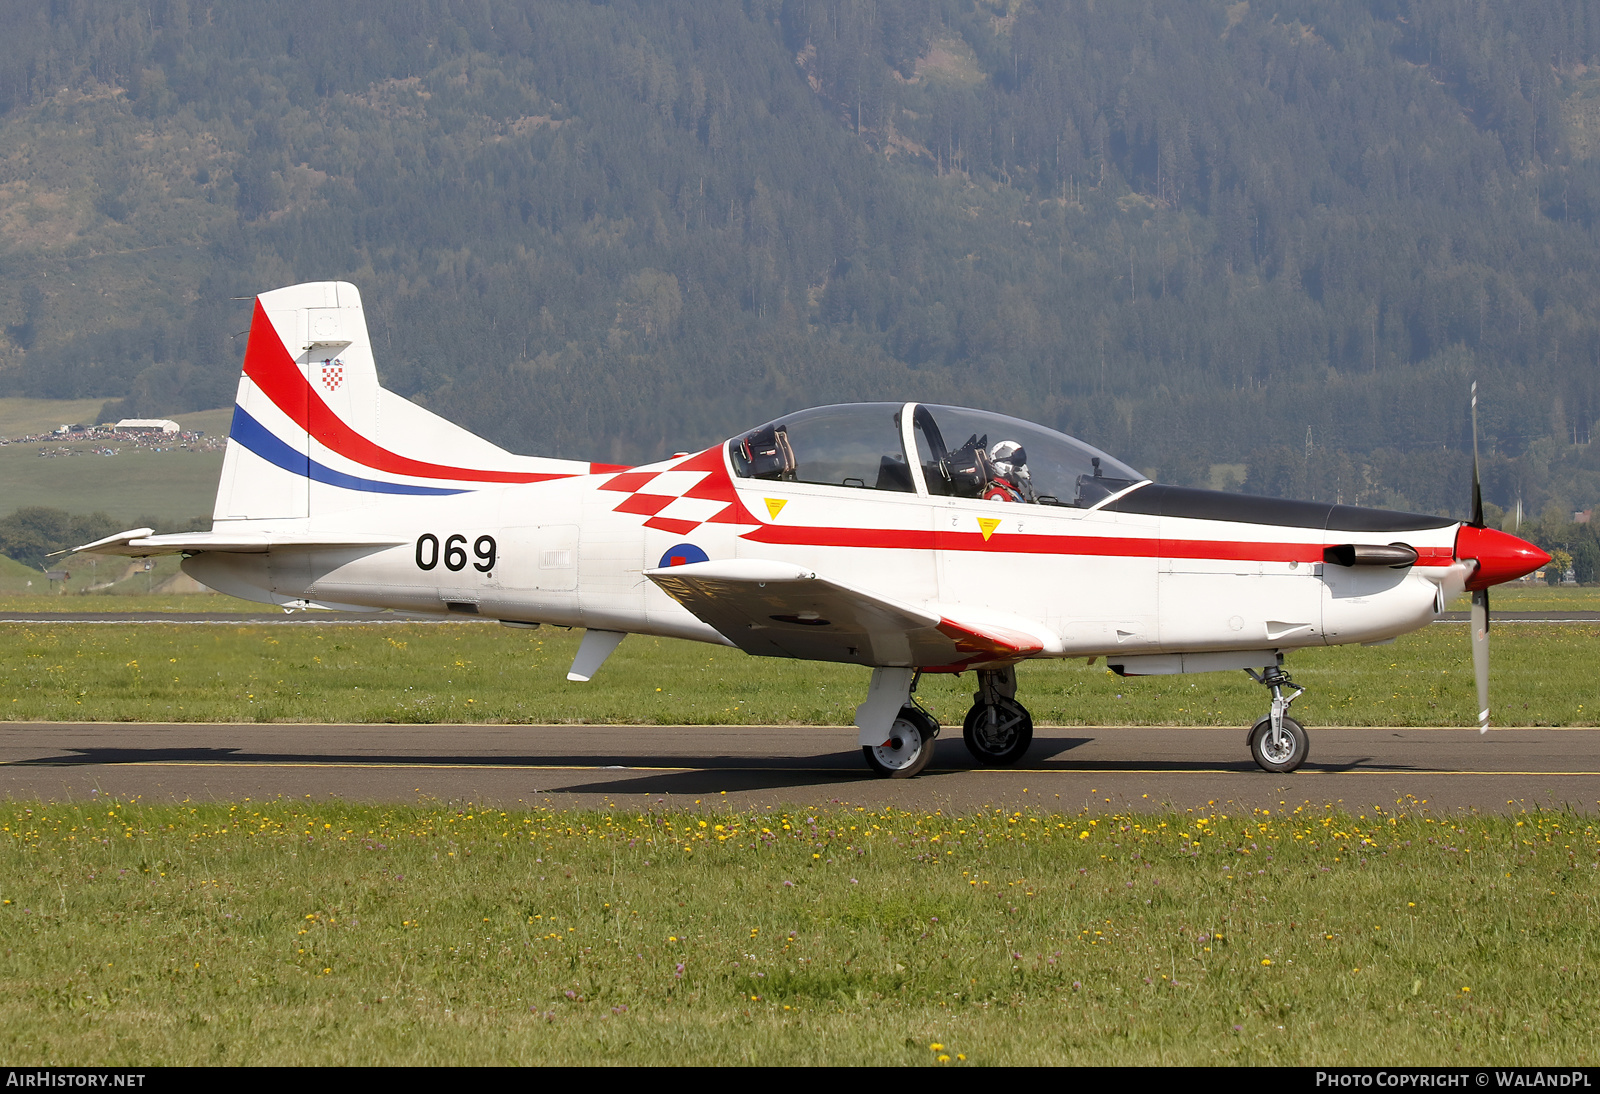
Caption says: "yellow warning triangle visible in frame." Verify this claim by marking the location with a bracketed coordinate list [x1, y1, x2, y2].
[977, 517, 1001, 541]
[764, 498, 787, 520]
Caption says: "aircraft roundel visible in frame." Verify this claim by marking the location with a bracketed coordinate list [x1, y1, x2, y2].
[658, 543, 709, 568]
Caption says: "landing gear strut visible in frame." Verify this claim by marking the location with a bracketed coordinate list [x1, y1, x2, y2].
[963, 666, 1034, 766]
[1244, 662, 1309, 772]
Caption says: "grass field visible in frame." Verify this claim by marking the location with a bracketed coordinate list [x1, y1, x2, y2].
[1, 547, 1595, 1065]
[0, 398, 110, 438]
[0, 406, 230, 525]
[1447, 585, 1600, 612]
[1, 619, 1594, 727]
[0, 799, 1594, 1065]
[0, 553, 263, 609]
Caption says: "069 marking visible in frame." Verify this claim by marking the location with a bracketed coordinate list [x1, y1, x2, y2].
[416, 534, 496, 573]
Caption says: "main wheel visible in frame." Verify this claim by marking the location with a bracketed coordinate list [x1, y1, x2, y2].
[962, 698, 1034, 766]
[862, 705, 938, 779]
[1248, 715, 1309, 773]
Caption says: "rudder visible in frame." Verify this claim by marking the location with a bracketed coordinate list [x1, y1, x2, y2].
[213, 281, 605, 529]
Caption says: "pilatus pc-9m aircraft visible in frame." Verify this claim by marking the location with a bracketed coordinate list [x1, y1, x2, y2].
[76, 282, 1550, 778]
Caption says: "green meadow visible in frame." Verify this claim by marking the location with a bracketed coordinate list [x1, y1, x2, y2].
[0, 618, 1594, 728]
[2, 562, 1595, 1065]
[0, 405, 230, 526]
[0, 799, 1594, 1065]
[0, 553, 262, 607]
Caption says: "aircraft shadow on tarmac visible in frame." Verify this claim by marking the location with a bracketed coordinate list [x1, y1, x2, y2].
[13, 738, 1402, 794]
[17, 736, 1099, 772]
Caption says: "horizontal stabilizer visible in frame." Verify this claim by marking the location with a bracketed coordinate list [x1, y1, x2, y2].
[645, 558, 1048, 669]
[72, 529, 408, 557]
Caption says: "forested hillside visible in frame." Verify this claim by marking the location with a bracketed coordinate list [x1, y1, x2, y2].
[1, 0, 1598, 536]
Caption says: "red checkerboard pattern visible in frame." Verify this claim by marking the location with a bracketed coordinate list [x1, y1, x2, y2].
[597, 446, 760, 534]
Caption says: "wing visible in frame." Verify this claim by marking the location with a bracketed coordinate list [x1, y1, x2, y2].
[645, 558, 1047, 669]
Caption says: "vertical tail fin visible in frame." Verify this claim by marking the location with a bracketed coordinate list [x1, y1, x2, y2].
[213, 282, 615, 528]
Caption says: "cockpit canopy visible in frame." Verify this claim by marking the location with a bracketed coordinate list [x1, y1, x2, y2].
[728, 402, 1144, 508]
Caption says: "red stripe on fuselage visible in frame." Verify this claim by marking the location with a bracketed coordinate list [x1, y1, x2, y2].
[242, 300, 589, 485]
[740, 522, 1457, 566]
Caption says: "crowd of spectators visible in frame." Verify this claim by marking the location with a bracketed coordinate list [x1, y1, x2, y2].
[0, 423, 225, 457]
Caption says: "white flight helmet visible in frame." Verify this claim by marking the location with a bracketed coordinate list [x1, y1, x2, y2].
[990, 440, 1033, 495]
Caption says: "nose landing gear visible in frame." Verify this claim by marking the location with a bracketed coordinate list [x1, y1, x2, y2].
[1244, 662, 1309, 772]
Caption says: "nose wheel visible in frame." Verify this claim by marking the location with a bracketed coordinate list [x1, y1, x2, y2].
[1248, 714, 1308, 772]
[962, 666, 1034, 766]
[1244, 663, 1309, 772]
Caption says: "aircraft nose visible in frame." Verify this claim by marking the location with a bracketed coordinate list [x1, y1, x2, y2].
[1455, 525, 1551, 590]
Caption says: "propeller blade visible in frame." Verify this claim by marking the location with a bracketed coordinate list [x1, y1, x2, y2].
[1470, 381, 1484, 528]
[1471, 586, 1490, 733]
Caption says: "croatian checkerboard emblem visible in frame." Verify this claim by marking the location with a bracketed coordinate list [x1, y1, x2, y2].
[597, 447, 758, 535]
[321, 358, 345, 391]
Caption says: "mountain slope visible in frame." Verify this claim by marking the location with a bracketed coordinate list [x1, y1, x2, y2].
[0, 0, 1596, 522]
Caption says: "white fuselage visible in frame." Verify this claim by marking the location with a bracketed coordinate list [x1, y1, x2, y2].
[185, 442, 1470, 668]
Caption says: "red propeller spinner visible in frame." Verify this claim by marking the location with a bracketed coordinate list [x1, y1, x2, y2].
[1454, 524, 1551, 590]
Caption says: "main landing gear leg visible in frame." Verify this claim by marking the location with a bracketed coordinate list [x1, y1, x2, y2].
[1244, 661, 1309, 773]
[858, 668, 941, 779]
[962, 666, 1034, 766]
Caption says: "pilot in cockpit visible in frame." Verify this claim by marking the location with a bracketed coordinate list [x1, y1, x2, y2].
[985, 440, 1035, 503]
[944, 433, 1035, 503]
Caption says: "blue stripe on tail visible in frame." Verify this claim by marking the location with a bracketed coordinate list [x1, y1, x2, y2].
[229, 407, 467, 497]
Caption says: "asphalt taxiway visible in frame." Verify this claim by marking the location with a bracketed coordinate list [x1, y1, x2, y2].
[1, 722, 1596, 814]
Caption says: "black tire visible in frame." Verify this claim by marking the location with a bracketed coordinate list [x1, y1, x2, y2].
[862, 706, 938, 779]
[1248, 715, 1309, 773]
[962, 698, 1034, 766]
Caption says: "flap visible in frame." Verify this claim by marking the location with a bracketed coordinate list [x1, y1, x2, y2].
[645, 558, 1045, 669]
